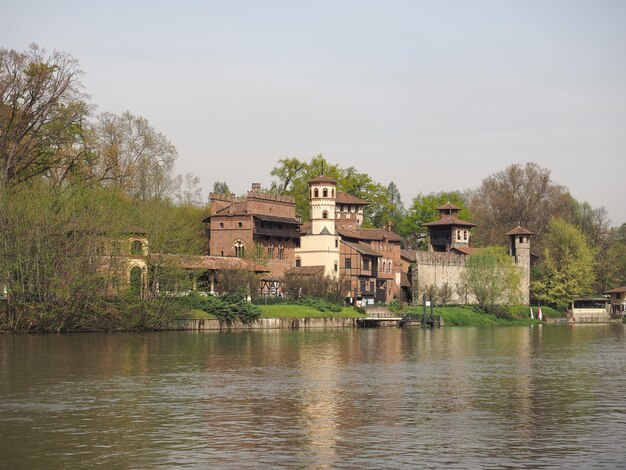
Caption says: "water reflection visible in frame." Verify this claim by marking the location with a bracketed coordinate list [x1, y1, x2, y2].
[0, 324, 625, 468]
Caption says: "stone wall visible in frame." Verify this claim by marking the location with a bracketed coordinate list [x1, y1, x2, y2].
[172, 317, 359, 330]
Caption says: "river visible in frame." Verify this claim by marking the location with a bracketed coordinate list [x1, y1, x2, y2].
[1, 324, 625, 469]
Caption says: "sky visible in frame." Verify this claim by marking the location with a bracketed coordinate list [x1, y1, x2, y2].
[3, 0, 626, 223]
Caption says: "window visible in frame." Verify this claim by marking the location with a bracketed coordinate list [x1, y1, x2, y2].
[323, 188, 328, 197]
[295, 257, 301, 267]
[267, 243, 274, 259]
[519, 236, 523, 243]
[131, 240, 143, 255]
[278, 243, 284, 260]
[335, 239, 339, 248]
[322, 211, 328, 219]
[334, 262, 338, 272]
[256, 243, 263, 259]
[295, 240, 300, 248]
[464, 231, 467, 240]
[234, 240, 245, 258]
[363, 258, 370, 270]
[360, 280, 366, 294]
[219, 222, 224, 229]
[331, 189, 335, 197]
[345, 258, 352, 269]
[457, 231, 461, 240]
[370, 281, 375, 293]
[314, 188, 319, 198]
[238, 222, 243, 228]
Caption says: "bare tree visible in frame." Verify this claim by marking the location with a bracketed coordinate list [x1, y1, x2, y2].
[92, 111, 177, 200]
[174, 173, 203, 206]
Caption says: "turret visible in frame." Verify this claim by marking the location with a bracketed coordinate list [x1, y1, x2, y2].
[308, 175, 337, 235]
[506, 226, 533, 305]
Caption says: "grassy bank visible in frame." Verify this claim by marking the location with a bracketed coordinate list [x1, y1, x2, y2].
[397, 305, 561, 326]
[258, 304, 363, 318]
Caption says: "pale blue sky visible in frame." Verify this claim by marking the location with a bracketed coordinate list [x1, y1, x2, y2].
[3, 1, 626, 223]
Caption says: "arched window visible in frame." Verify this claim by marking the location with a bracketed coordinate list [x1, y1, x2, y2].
[335, 239, 339, 248]
[314, 188, 319, 198]
[323, 188, 328, 197]
[278, 243, 284, 260]
[322, 211, 328, 219]
[334, 262, 338, 272]
[331, 189, 335, 197]
[234, 240, 245, 258]
[130, 266, 142, 296]
[457, 231, 461, 241]
[267, 243, 274, 259]
[131, 240, 143, 255]
[464, 231, 468, 240]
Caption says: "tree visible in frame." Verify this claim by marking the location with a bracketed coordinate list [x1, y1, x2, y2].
[533, 218, 596, 310]
[91, 111, 177, 201]
[0, 44, 89, 187]
[174, 173, 203, 206]
[463, 246, 522, 313]
[212, 181, 231, 195]
[400, 192, 470, 249]
[468, 162, 571, 247]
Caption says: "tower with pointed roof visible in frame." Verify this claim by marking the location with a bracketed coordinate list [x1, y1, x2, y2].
[309, 175, 337, 235]
[424, 203, 476, 253]
[506, 226, 533, 304]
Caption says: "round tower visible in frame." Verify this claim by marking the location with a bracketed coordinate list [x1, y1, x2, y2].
[308, 175, 337, 235]
[506, 226, 534, 305]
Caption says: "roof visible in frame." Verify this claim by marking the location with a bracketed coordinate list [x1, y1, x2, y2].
[450, 246, 473, 256]
[252, 214, 301, 225]
[437, 202, 461, 211]
[335, 191, 368, 206]
[342, 240, 383, 257]
[573, 296, 608, 302]
[214, 201, 248, 217]
[152, 254, 269, 272]
[285, 265, 325, 276]
[401, 249, 417, 262]
[605, 286, 626, 294]
[309, 175, 337, 184]
[505, 226, 534, 236]
[400, 272, 411, 288]
[424, 216, 476, 228]
[336, 223, 404, 242]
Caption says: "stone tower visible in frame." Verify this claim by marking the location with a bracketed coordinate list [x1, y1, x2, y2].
[506, 226, 534, 305]
[309, 175, 337, 235]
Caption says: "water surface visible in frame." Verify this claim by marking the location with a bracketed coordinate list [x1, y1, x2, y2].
[1, 324, 625, 468]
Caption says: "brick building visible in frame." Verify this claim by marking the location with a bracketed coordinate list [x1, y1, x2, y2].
[204, 183, 301, 277]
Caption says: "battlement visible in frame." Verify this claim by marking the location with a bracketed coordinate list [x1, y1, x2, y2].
[247, 190, 295, 204]
[415, 251, 469, 267]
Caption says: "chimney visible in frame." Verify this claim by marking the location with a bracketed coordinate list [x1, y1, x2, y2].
[251, 183, 261, 192]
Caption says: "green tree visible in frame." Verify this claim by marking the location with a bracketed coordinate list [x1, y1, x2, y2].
[211, 181, 231, 195]
[533, 218, 596, 310]
[463, 246, 522, 313]
[0, 44, 89, 188]
[399, 192, 470, 249]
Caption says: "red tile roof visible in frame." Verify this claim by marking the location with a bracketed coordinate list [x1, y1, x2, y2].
[605, 286, 626, 294]
[505, 226, 534, 236]
[424, 216, 476, 227]
[336, 191, 368, 205]
[336, 223, 404, 242]
[437, 202, 461, 211]
[342, 240, 383, 257]
[286, 265, 325, 276]
[309, 175, 337, 184]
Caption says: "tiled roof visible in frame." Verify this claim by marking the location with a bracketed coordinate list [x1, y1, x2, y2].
[437, 202, 461, 211]
[505, 226, 534, 236]
[252, 214, 301, 225]
[424, 216, 476, 227]
[450, 246, 473, 256]
[342, 240, 383, 257]
[605, 286, 626, 294]
[152, 254, 269, 272]
[401, 250, 417, 262]
[286, 265, 325, 276]
[214, 201, 248, 216]
[335, 191, 368, 205]
[336, 222, 404, 242]
[309, 175, 337, 184]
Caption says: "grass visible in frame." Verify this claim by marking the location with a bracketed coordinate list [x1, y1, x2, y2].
[181, 308, 216, 319]
[399, 305, 556, 327]
[258, 304, 364, 318]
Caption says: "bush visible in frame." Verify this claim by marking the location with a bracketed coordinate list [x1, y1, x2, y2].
[177, 293, 260, 323]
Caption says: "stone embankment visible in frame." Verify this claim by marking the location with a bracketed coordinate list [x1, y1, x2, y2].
[173, 317, 359, 331]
